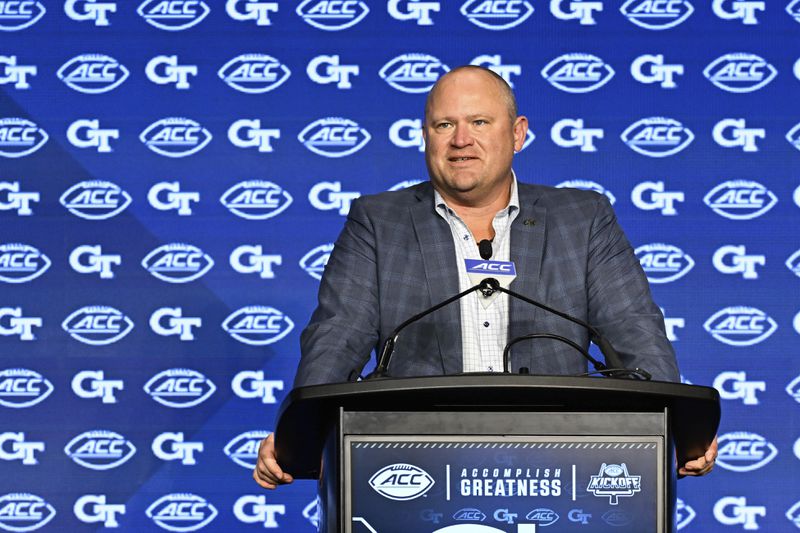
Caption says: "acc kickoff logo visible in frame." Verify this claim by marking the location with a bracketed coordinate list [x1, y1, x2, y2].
[138, 0, 210, 30]
[222, 306, 294, 345]
[716, 431, 778, 472]
[703, 180, 777, 220]
[587, 463, 641, 504]
[141, 243, 214, 283]
[379, 54, 449, 93]
[555, 180, 616, 204]
[621, 117, 693, 157]
[62, 306, 134, 346]
[704, 306, 777, 346]
[64, 430, 136, 470]
[541, 53, 614, 93]
[220, 181, 292, 220]
[144, 369, 216, 408]
[296, 0, 369, 30]
[635, 243, 694, 284]
[224, 430, 269, 469]
[0, 369, 53, 408]
[0, 118, 48, 158]
[369, 463, 435, 501]
[140, 118, 212, 158]
[0, 1, 45, 31]
[460, 0, 534, 30]
[298, 117, 370, 157]
[0, 494, 55, 531]
[621, 0, 693, 29]
[300, 243, 333, 280]
[0, 243, 50, 283]
[218, 54, 290, 93]
[146, 494, 217, 532]
[57, 54, 128, 94]
[60, 181, 131, 220]
[704, 53, 777, 93]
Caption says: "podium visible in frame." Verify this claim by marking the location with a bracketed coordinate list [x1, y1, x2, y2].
[275, 375, 719, 533]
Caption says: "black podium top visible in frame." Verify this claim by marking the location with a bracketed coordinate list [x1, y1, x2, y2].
[274, 374, 720, 478]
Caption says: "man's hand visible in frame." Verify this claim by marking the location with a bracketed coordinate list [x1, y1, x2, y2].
[679, 436, 718, 476]
[253, 433, 294, 489]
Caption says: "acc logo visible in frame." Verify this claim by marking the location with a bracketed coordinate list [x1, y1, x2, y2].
[631, 54, 684, 89]
[631, 181, 683, 215]
[222, 306, 294, 345]
[454, 508, 486, 521]
[704, 53, 777, 93]
[296, 0, 369, 30]
[0, 243, 50, 283]
[586, 463, 641, 504]
[0, 55, 37, 89]
[676, 498, 695, 530]
[713, 0, 763, 24]
[298, 117, 370, 157]
[550, 0, 603, 25]
[64, 430, 136, 470]
[541, 54, 614, 93]
[389, 179, 424, 191]
[224, 430, 269, 468]
[433, 527, 505, 533]
[620, 0, 693, 30]
[232, 371, 283, 403]
[226, 0, 278, 26]
[602, 510, 632, 527]
[57, 54, 128, 94]
[0, 369, 53, 408]
[142, 243, 214, 283]
[0, 494, 55, 531]
[140, 118, 212, 158]
[635, 243, 694, 284]
[704, 306, 777, 346]
[62, 306, 134, 346]
[390, 119, 424, 151]
[60, 181, 131, 220]
[233, 496, 285, 527]
[786, 122, 800, 152]
[790, 0, 800, 23]
[369, 463, 435, 501]
[0, 1, 45, 31]
[220, 181, 292, 220]
[64, 0, 117, 26]
[300, 243, 333, 280]
[786, 249, 800, 279]
[714, 497, 765, 530]
[713, 371, 765, 405]
[145, 55, 198, 89]
[460, 0, 534, 30]
[230, 245, 281, 279]
[218, 54, 290, 94]
[525, 508, 559, 526]
[0, 118, 48, 158]
[788, 374, 800, 404]
[146, 494, 217, 532]
[303, 498, 320, 528]
[148, 182, 199, 215]
[307, 55, 359, 89]
[787, 500, 800, 530]
[144, 369, 216, 408]
[380, 54, 449, 94]
[137, 0, 210, 30]
[555, 180, 616, 204]
[621, 117, 693, 157]
[716, 431, 778, 472]
[703, 180, 777, 220]
[72, 370, 124, 403]
[74, 495, 126, 528]
[388, 0, 440, 25]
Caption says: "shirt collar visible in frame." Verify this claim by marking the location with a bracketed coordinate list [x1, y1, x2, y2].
[434, 172, 520, 220]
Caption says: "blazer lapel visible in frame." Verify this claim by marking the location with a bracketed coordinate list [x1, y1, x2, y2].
[410, 184, 463, 375]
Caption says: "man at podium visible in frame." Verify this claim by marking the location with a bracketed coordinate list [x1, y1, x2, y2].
[254, 66, 717, 490]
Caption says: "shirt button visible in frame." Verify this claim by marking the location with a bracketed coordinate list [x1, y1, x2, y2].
[463, 234, 470, 241]
[487, 366, 494, 372]
[483, 321, 490, 327]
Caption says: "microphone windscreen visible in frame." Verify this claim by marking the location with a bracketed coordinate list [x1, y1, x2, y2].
[478, 239, 493, 260]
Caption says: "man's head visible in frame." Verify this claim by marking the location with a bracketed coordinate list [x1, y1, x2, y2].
[423, 66, 528, 208]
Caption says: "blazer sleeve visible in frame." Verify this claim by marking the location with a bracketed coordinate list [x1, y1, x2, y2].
[585, 194, 681, 382]
[295, 198, 381, 387]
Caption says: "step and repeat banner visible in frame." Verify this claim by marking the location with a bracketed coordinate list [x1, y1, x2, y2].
[1, 0, 799, 531]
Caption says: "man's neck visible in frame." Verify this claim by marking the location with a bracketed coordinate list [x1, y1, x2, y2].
[438, 177, 513, 242]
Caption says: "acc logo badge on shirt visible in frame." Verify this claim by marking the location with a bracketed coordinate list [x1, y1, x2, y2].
[0, 243, 50, 283]
[369, 463, 435, 501]
[541, 53, 614, 93]
[704, 53, 777, 93]
[0, 368, 53, 408]
[0, 118, 48, 158]
[620, 0, 693, 30]
[635, 243, 694, 284]
[296, 0, 369, 30]
[0, 493, 55, 531]
[704, 306, 777, 347]
[144, 368, 216, 408]
[140, 118, 212, 158]
[141, 243, 214, 283]
[62, 306, 134, 346]
[137, 0, 210, 30]
[621, 117, 694, 157]
[64, 430, 136, 470]
[0, 1, 46, 31]
[703, 180, 777, 220]
[222, 306, 294, 345]
[379, 53, 449, 93]
[57, 54, 129, 94]
[146, 494, 218, 532]
[60, 180, 132, 220]
[224, 430, 270, 468]
[218, 54, 291, 93]
[460, 0, 534, 30]
[716, 431, 778, 472]
[220, 181, 293, 220]
[298, 117, 370, 157]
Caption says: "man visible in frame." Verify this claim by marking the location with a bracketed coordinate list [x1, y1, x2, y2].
[254, 66, 716, 489]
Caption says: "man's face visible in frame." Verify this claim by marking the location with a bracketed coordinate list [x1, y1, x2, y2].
[423, 69, 527, 206]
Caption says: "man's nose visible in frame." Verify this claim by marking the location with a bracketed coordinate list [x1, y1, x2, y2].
[450, 124, 474, 147]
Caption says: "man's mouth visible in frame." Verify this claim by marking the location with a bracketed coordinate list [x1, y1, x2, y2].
[449, 156, 478, 162]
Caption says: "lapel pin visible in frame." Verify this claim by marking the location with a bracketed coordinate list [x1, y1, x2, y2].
[523, 218, 535, 226]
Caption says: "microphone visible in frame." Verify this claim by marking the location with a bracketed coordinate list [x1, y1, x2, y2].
[478, 239, 492, 260]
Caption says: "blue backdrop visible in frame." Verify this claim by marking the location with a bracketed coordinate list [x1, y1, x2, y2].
[1, 0, 799, 530]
